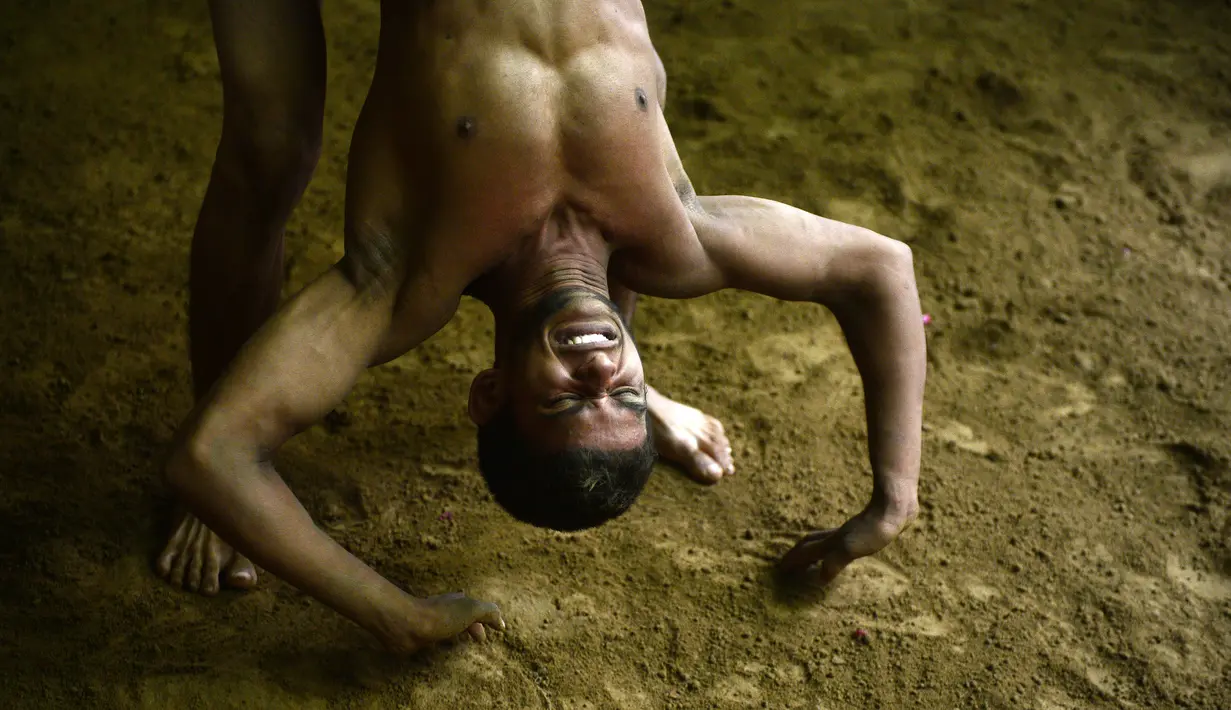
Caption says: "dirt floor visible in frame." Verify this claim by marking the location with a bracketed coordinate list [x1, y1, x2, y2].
[2, 0, 1230, 707]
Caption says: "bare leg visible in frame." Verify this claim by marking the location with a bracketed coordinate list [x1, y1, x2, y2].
[156, 0, 327, 596]
[610, 284, 735, 484]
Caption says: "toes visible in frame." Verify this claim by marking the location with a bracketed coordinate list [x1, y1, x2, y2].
[168, 518, 201, 588]
[688, 450, 724, 484]
[225, 554, 258, 589]
[201, 540, 223, 596]
[703, 418, 735, 474]
[466, 622, 487, 643]
[157, 514, 256, 595]
[156, 514, 194, 578]
[659, 428, 725, 484]
[713, 442, 735, 475]
[155, 551, 173, 578]
[185, 525, 208, 592]
[690, 430, 733, 482]
[476, 602, 505, 632]
[645, 398, 740, 483]
[155, 554, 174, 579]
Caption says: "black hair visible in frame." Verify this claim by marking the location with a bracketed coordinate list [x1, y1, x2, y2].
[476, 406, 656, 531]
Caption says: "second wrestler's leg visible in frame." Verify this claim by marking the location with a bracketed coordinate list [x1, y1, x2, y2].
[610, 284, 735, 484]
[157, 0, 327, 595]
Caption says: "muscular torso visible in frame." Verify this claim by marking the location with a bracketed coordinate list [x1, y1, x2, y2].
[349, 0, 697, 309]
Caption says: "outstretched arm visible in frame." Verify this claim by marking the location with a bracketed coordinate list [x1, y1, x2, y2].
[618, 194, 924, 584]
[166, 256, 502, 651]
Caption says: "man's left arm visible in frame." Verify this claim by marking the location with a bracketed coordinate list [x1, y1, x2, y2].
[623, 194, 925, 585]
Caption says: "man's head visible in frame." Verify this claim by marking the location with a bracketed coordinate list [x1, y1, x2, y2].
[468, 287, 654, 531]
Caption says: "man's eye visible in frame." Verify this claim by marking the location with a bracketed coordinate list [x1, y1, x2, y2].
[614, 387, 643, 400]
[551, 395, 580, 406]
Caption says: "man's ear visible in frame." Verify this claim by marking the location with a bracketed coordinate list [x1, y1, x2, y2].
[468, 369, 505, 426]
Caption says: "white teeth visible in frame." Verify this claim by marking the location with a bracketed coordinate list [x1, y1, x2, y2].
[565, 333, 610, 345]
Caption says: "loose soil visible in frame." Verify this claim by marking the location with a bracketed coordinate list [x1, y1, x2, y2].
[1, 0, 1229, 707]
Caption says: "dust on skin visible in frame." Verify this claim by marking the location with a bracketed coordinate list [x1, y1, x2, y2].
[2, 0, 1231, 707]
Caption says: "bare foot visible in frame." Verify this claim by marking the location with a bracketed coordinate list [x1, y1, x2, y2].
[155, 508, 258, 596]
[647, 386, 734, 484]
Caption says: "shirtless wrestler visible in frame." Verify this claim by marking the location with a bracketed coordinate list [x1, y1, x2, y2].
[162, 0, 741, 595]
[159, 0, 926, 653]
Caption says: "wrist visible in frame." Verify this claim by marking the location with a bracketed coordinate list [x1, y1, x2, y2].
[363, 585, 423, 651]
[869, 479, 919, 527]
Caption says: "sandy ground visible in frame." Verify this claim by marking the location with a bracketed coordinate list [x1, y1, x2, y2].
[2, 0, 1230, 707]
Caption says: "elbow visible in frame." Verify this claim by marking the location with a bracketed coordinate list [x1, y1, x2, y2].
[824, 232, 916, 305]
[876, 236, 916, 290]
[859, 236, 917, 309]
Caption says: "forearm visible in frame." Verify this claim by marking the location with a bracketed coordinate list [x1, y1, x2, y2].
[681, 195, 925, 510]
[167, 440, 411, 638]
[823, 241, 924, 521]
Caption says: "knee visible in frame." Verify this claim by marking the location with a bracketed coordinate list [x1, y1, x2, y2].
[216, 104, 323, 196]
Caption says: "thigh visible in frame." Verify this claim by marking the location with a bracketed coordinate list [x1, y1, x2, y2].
[208, 0, 326, 137]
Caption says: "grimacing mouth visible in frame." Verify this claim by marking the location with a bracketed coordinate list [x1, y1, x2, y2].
[550, 320, 620, 353]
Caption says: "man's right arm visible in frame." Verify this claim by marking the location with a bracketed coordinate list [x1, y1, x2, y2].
[166, 259, 502, 651]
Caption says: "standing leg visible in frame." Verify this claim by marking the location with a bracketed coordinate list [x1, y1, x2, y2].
[157, 0, 327, 596]
[609, 283, 735, 484]
[190, 0, 327, 398]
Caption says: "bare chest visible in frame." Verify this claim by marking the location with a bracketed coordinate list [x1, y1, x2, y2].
[392, 45, 688, 275]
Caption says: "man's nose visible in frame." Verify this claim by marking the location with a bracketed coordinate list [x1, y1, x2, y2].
[576, 352, 617, 388]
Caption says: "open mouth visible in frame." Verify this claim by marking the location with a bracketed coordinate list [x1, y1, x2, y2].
[552, 321, 619, 352]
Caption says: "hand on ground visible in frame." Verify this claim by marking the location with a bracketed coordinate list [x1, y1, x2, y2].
[381, 592, 506, 654]
[777, 504, 916, 586]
